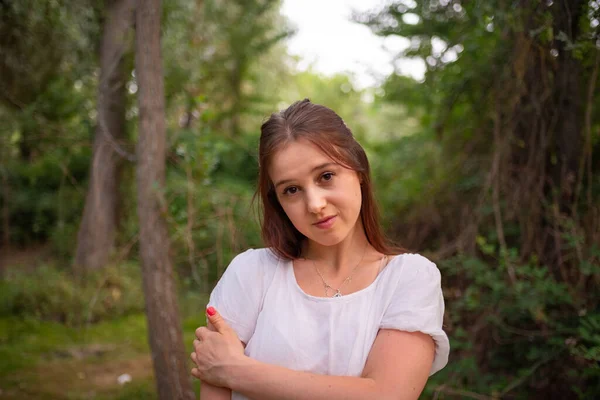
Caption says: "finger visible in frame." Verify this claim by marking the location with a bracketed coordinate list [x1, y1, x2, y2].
[207, 320, 218, 332]
[206, 306, 233, 335]
[191, 367, 201, 379]
[190, 351, 198, 364]
[193, 339, 201, 352]
[195, 326, 210, 340]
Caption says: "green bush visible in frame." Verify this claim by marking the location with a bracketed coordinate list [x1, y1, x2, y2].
[0, 262, 145, 326]
[437, 247, 600, 399]
[3, 148, 90, 248]
[162, 127, 263, 288]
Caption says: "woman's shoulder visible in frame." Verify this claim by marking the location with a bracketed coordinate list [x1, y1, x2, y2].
[377, 252, 443, 312]
[230, 247, 283, 262]
[385, 252, 441, 285]
[226, 247, 284, 274]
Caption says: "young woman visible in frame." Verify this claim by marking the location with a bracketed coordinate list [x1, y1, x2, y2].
[190, 99, 449, 400]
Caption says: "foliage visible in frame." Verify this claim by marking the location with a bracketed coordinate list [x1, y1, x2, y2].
[438, 250, 600, 398]
[359, 0, 600, 397]
[3, 146, 90, 249]
[369, 129, 443, 228]
[2, 0, 600, 398]
[162, 0, 294, 137]
[162, 127, 263, 290]
[0, 0, 99, 108]
[0, 312, 204, 399]
[0, 262, 145, 326]
[0, 0, 100, 251]
[0, 0, 292, 258]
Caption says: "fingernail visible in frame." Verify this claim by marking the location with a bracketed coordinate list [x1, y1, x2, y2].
[206, 306, 216, 316]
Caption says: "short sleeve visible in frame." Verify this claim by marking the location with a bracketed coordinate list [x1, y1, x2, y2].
[380, 254, 449, 375]
[207, 249, 275, 344]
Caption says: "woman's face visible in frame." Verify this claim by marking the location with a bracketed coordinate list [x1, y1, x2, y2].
[268, 139, 363, 247]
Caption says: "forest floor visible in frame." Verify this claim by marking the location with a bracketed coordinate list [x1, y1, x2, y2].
[0, 249, 204, 400]
[0, 312, 203, 399]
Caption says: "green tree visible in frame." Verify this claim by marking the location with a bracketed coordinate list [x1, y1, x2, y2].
[360, 0, 600, 397]
[75, 0, 136, 272]
[135, 0, 195, 398]
[0, 0, 100, 251]
[162, 0, 293, 136]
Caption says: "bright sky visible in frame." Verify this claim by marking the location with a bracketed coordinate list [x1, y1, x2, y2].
[281, 0, 426, 89]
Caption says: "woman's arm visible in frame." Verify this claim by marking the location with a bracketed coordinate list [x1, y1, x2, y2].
[228, 330, 434, 400]
[193, 309, 435, 400]
[197, 320, 232, 400]
[199, 382, 230, 400]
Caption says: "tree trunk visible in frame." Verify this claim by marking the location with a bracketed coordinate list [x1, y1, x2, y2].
[1, 165, 8, 278]
[1, 166, 9, 251]
[135, 1, 195, 399]
[552, 0, 584, 206]
[74, 0, 135, 271]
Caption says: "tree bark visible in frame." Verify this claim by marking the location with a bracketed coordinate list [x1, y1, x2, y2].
[135, 0, 195, 399]
[552, 0, 584, 205]
[1, 166, 9, 251]
[74, 0, 135, 271]
[1, 165, 8, 278]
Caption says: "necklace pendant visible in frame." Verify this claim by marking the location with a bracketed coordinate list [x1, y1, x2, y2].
[333, 290, 342, 298]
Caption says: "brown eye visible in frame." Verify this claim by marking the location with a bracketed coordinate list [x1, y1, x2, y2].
[283, 186, 298, 195]
[321, 172, 334, 181]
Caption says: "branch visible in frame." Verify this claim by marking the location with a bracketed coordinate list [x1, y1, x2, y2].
[95, 0, 136, 163]
[433, 385, 496, 400]
[96, 105, 136, 162]
[499, 354, 559, 397]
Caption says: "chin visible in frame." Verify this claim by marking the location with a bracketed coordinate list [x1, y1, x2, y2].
[307, 232, 347, 247]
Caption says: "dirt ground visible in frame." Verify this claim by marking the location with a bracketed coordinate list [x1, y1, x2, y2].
[0, 244, 52, 274]
[0, 345, 155, 399]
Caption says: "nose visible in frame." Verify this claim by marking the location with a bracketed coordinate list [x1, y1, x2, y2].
[306, 187, 326, 214]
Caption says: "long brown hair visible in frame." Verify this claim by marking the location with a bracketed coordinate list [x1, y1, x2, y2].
[256, 99, 404, 260]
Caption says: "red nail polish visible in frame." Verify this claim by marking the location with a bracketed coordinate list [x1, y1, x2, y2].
[207, 306, 216, 316]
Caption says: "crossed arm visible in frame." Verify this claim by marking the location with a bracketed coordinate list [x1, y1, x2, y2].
[192, 309, 435, 400]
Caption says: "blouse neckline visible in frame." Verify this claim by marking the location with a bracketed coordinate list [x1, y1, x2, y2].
[286, 254, 403, 303]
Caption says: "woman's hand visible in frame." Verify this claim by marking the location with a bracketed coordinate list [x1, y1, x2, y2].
[191, 307, 247, 388]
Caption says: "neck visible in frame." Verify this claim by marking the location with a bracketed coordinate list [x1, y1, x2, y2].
[303, 221, 370, 274]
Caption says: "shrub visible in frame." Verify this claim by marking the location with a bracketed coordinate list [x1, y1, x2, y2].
[0, 262, 145, 326]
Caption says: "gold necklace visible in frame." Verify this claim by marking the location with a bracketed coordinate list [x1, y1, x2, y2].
[311, 244, 368, 298]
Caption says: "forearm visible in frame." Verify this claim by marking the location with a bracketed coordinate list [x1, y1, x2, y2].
[200, 381, 231, 400]
[226, 358, 385, 400]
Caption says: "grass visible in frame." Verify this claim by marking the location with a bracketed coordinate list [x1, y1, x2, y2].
[0, 256, 211, 399]
[0, 310, 206, 399]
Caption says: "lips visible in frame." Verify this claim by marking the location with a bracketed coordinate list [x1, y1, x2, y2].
[313, 215, 336, 229]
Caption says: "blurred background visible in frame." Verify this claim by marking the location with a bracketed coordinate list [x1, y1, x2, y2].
[0, 0, 599, 398]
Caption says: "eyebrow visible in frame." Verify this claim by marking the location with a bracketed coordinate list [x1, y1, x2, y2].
[274, 162, 336, 188]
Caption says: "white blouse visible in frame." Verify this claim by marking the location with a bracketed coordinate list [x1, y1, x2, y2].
[208, 248, 450, 400]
